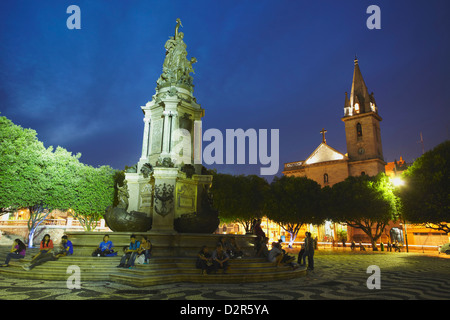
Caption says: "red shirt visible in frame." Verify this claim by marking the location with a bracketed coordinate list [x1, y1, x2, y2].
[40, 240, 54, 250]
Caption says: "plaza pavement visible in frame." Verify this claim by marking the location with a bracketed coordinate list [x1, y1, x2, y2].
[0, 245, 448, 301]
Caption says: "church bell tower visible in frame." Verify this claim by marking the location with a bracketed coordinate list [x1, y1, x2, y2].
[342, 58, 385, 176]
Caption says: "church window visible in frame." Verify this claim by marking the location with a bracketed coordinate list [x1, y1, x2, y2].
[361, 171, 366, 176]
[324, 173, 329, 184]
[354, 103, 360, 114]
[357, 123, 363, 137]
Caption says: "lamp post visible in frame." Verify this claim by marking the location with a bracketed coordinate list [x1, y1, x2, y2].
[391, 176, 409, 253]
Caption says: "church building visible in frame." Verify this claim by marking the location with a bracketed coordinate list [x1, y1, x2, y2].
[283, 57, 385, 186]
[282, 58, 394, 246]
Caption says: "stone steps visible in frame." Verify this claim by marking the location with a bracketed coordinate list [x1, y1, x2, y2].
[0, 254, 306, 286]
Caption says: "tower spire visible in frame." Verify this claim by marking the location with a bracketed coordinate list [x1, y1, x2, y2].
[350, 57, 371, 114]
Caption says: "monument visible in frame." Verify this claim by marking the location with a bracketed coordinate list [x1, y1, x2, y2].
[104, 18, 219, 234]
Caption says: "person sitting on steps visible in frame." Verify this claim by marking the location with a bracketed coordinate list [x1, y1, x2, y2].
[212, 244, 230, 274]
[1, 239, 26, 267]
[117, 234, 140, 269]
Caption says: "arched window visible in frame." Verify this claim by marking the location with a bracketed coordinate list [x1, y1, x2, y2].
[324, 173, 329, 183]
[361, 171, 366, 176]
[357, 123, 363, 137]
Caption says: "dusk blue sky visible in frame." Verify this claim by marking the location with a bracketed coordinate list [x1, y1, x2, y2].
[1, 0, 449, 179]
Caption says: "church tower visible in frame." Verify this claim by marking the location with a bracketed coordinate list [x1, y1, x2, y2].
[342, 58, 385, 176]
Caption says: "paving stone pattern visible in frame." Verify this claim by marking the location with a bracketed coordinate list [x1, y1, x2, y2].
[0, 247, 448, 300]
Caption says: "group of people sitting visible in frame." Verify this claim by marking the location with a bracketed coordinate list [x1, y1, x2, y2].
[195, 230, 305, 275]
[0, 234, 73, 270]
[115, 234, 153, 269]
[196, 236, 244, 275]
[91, 234, 152, 268]
[0, 233, 153, 271]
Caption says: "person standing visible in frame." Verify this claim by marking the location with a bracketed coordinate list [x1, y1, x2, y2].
[303, 232, 315, 271]
[253, 219, 266, 256]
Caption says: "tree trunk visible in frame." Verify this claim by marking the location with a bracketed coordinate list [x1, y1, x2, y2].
[288, 232, 297, 248]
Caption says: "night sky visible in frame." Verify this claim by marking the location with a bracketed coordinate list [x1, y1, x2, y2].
[1, 0, 449, 179]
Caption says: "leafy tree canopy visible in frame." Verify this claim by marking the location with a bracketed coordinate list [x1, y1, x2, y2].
[399, 140, 450, 234]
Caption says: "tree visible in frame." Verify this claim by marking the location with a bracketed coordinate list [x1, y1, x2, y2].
[399, 140, 450, 234]
[0, 115, 115, 244]
[328, 173, 398, 251]
[0, 116, 54, 246]
[266, 176, 324, 247]
[69, 164, 115, 231]
[209, 173, 269, 233]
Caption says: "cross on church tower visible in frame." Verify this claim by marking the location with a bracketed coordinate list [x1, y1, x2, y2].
[320, 128, 327, 144]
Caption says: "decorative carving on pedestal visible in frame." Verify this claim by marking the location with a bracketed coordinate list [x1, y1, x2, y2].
[174, 186, 219, 234]
[181, 164, 195, 179]
[156, 156, 175, 168]
[154, 183, 175, 217]
[140, 163, 153, 178]
[177, 183, 196, 210]
[139, 183, 153, 211]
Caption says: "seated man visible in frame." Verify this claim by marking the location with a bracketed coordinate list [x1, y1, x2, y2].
[117, 234, 140, 268]
[92, 234, 116, 257]
[212, 244, 230, 274]
[55, 235, 73, 258]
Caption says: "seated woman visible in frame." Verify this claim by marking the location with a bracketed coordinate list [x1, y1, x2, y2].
[135, 236, 152, 265]
[196, 245, 214, 275]
[92, 234, 116, 257]
[23, 234, 55, 271]
[0, 239, 26, 267]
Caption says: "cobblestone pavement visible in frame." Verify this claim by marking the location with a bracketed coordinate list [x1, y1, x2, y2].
[0, 248, 448, 301]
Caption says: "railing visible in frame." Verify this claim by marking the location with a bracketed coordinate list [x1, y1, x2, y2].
[283, 241, 443, 252]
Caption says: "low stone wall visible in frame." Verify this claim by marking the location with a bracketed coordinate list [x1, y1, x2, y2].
[65, 231, 258, 257]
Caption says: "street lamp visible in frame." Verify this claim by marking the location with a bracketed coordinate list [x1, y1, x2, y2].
[390, 176, 409, 253]
[392, 177, 405, 187]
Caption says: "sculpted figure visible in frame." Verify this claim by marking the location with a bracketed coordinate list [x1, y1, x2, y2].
[117, 181, 129, 210]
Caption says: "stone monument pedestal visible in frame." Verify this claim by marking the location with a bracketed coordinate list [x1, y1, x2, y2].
[104, 19, 219, 235]
[151, 167, 180, 233]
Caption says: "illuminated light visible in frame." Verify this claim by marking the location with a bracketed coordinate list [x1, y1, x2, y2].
[370, 102, 376, 112]
[391, 177, 404, 187]
[354, 103, 360, 114]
